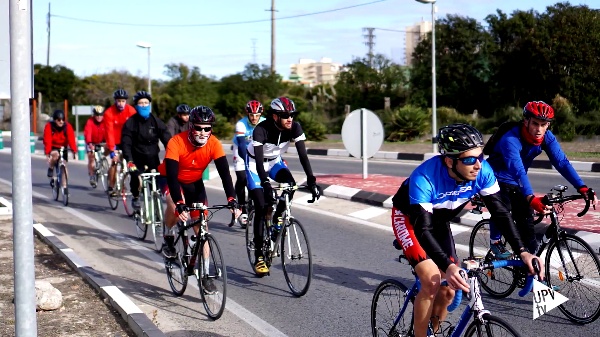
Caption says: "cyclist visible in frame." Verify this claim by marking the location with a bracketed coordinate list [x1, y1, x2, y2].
[390, 123, 543, 337]
[485, 101, 597, 257]
[158, 105, 237, 291]
[232, 100, 266, 228]
[83, 105, 107, 187]
[104, 89, 137, 196]
[166, 104, 191, 136]
[43, 109, 77, 193]
[121, 91, 171, 210]
[246, 96, 322, 275]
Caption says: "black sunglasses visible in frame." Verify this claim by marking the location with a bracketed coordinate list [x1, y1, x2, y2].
[55, 119, 65, 122]
[454, 153, 484, 165]
[192, 125, 212, 132]
[278, 112, 295, 119]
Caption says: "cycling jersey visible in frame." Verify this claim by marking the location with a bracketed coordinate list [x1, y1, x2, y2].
[83, 117, 106, 145]
[43, 122, 77, 155]
[103, 104, 137, 151]
[486, 126, 584, 196]
[391, 156, 524, 272]
[248, 119, 306, 160]
[232, 116, 266, 171]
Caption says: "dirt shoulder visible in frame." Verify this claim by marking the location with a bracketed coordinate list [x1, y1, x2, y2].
[0, 219, 135, 337]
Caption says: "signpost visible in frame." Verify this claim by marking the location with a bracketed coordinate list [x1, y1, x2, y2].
[341, 108, 384, 179]
[73, 105, 94, 136]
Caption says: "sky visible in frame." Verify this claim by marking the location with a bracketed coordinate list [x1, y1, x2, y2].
[31, 0, 598, 82]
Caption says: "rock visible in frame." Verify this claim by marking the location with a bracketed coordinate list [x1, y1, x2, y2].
[35, 280, 63, 311]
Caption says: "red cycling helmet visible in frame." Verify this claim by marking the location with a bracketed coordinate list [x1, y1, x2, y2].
[523, 101, 554, 121]
[245, 100, 264, 114]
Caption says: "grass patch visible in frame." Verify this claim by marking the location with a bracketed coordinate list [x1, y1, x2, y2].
[564, 152, 600, 159]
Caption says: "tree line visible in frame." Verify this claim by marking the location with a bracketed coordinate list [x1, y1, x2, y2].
[33, 2, 599, 141]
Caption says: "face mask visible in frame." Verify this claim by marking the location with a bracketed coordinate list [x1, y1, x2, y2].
[136, 105, 151, 119]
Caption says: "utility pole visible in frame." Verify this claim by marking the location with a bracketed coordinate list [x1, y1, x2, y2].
[252, 38, 257, 64]
[363, 27, 376, 67]
[267, 0, 277, 74]
[46, 2, 50, 66]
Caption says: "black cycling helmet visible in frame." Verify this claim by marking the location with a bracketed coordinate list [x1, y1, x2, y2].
[176, 104, 191, 115]
[189, 105, 216, 124]
[113, 89, 128, 100]
[92, 105, 105, 116]
[133, 90, 152, 104]
[52, 109, 65, 121]
[438, 123, 484, 156]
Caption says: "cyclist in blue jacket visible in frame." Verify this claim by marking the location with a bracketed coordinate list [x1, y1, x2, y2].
[486, 101, 597, 257]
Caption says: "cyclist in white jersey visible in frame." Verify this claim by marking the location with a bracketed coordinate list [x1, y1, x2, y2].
[232, 100, 266, 227]
[245, 97, 322, 275]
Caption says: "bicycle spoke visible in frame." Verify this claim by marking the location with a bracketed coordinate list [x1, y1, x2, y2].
[371, 279, 414, 337]
[281, 219, 312, 297]
[199, 235, 227, 320]
[165, 234, 188, 296]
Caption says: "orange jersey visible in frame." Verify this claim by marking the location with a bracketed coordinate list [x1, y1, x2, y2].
[103, 104, 137, 150]
[158, 132, 226, 184]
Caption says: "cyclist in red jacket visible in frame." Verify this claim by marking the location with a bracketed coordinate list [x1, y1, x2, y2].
[84, 105, 107, 187]
[104, 89, 137, 195]
[43, 110, 77, 188]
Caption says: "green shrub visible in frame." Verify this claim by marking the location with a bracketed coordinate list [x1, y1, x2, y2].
[212, 113, 234, 139]
[477, 106, 521, 133]
[551, 94, 577, 141]
[295, 112, 327, 141]
[436, 106, 472, 126]
[384, 105, 429, 142]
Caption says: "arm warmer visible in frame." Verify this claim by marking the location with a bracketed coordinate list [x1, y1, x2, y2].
[165, 158, 183, 204]
[295, 140, 315, 179]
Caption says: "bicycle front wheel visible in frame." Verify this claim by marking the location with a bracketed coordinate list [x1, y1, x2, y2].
[545, 233, 600, 324]
[134, 207, 147, 240]
[121, 172, 135, 217]
[468, 219, 518, 298]
[152, 193, 165, 252]
[281, 218, 313, 297]
[165, 234, 188, 296]
[199, 234, 227, 320]
[371, 279, 414, 337]
[464, 314, 521, 337]
[99, 158, 109, 192]
[61, 169, 69, 206]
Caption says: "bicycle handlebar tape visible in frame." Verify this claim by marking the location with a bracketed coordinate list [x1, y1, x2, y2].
[447, 287, 463, 312]
[30, 131, 35, 153]
[77, 135, 86, 161]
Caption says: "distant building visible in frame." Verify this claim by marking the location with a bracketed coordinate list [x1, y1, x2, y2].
[405, 20, 432, 66]
[289, 58, 343, 87]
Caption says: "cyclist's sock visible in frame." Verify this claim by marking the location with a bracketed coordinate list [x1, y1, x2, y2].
[203, 256, 210, 276]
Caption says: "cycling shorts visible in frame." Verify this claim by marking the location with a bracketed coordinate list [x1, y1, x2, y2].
[245, 155, 288, 190]
[161, 179, 208, 218]
[51, 148, 69, 162]
[391, 207, 457, 268]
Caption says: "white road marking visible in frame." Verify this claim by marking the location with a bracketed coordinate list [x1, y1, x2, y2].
[348, 207, 388, 220]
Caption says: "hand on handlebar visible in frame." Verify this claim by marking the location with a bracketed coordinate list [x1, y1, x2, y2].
[306, 176, 322, 203]
[578, 186, 597, 208]
[445, 264, 470, 293]
[519, 251, 545, 281]
[529, 195, 551, 213]
[174, 202, 190, 222]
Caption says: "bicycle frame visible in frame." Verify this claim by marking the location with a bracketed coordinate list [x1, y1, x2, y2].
[54, 147, 67, 187]
[139, 172, 161, 224]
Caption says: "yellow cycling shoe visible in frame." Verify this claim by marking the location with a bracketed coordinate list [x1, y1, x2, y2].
[254, 257, 269, 275]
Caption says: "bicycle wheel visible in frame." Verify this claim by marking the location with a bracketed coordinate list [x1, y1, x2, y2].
[464, 314, 521, 337]
[107, 165, 120, 210]
[199, 234, 227, 320]
[133, 206, 147, 240]
[51, 172, 59, 201]
[280, 218, 312, 296]
[468, 219, 518, 298]
[99, 158, 109, 192]
[245, 209, 265, 269]
[165, 233, 188, 296]
[545, 233, 600, 324]
[61, 168, 69, 206]
[371, 279, 414, 337]
[121, 172, 135, 217]
[152, 193, 165, 252]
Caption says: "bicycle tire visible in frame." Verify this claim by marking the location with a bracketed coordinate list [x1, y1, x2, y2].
[545, 233, 600, 324]
[121, 172, 135, 217]
[199, 234, 227, 320]
[107, 163, 120, 210]
[134, 211, 147, 240]
[468, 219, 518, 298]
[464, 313, 521, 337]
[99, 158, 109, 192]
[371, 279, 414, 337]
[165, 233, 188, 296]
[61, 168, 68, 206]
[281, 218, 313, 297]
[51, 170, 59, 201]
[152, 193, 164, 252]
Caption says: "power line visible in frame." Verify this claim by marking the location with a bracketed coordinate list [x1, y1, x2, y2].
[50, 0, 389, 27]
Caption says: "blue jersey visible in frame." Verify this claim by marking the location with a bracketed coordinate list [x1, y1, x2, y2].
[486, 126, 584, 196]
[232, 116, 266, 148]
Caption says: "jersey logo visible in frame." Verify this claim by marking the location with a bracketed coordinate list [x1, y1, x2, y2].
[436, 185, 472, 199]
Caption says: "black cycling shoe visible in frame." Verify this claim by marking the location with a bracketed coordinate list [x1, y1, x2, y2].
[47, 168, 53, 178]
[202, 278, 217, 295]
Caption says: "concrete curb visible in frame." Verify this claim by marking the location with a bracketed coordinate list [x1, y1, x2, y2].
[1, 197, 166, 337]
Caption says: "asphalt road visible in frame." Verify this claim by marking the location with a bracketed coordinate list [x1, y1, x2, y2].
[1, 145, 599, 336]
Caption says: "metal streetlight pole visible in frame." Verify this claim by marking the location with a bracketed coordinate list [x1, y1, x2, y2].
[416, 0, 437, 153]
[136, 42, 152, 95]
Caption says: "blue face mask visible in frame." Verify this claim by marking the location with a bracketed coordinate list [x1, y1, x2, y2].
[136, 105, 151, 119]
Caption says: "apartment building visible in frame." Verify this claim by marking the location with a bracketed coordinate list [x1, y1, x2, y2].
[405, 20, 432, 66]
[289, 58, 343, 87]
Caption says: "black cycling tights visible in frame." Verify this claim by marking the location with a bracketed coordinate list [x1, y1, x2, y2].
[235, 170, 247, 206]
[250, 168, 296, 259]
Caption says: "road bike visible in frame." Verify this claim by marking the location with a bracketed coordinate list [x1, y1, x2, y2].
[90, 143, 109, 191]
[164, 203, 234, 320]
[371, 241, 536, 337]
[245, 183, 316, 297]
[49, 147, 70, 206]
[468, 185, 600, 324]
[132, 170, 164, 252]
[107, 151, 134, 216]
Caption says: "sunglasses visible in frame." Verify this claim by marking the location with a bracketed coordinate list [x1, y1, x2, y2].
[55, 119, 65, 122]
[192, 125, 212, 132]
[278, 112, 295, 119]
[454, 153, 484, 165]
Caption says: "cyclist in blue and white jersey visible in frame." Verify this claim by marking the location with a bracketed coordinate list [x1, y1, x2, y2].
[232, 100, 266, 228]
[391, 123, 543, 337]
[245, 97, 322, 275]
